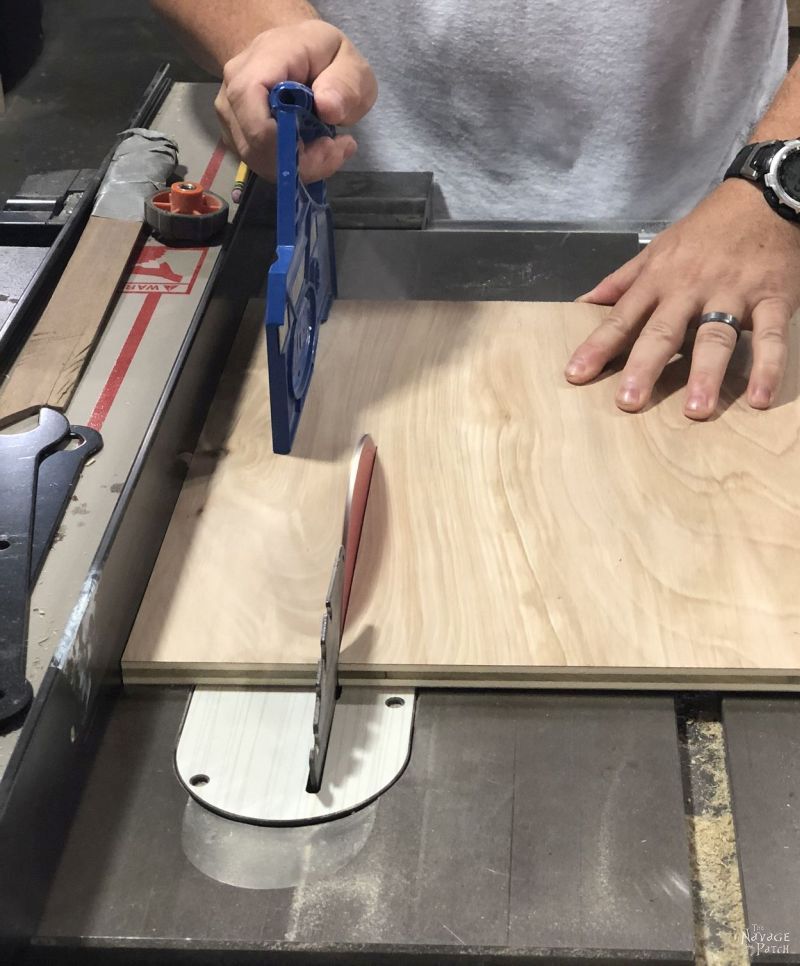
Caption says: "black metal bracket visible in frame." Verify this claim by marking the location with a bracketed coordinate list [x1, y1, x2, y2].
[0, 408, 70, 721]
[0, 410, 103, 723]
[31, 425, 103, 586]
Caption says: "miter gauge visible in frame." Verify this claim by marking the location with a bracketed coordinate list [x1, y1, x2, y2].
[307, 434, 378, 793]
[265, 81, 337, 455]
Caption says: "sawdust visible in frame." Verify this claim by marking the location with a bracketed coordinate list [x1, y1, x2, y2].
[689, 811, 747, 966]
[683, 719, 748, 966]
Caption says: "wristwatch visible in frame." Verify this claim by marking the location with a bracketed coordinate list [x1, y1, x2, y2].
[724, 139, 800, 223]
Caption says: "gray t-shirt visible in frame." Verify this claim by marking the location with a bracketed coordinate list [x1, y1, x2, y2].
[318, 1, 788, 220]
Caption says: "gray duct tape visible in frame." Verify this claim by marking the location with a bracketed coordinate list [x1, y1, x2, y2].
[92, 128, 179, 221]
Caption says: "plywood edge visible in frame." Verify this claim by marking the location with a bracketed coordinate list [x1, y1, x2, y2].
[121, 661, 800, 691]
[121, 662, 315, 686]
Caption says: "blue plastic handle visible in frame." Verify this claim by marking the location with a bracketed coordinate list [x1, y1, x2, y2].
[263, 81, 337, 455]
[268, 81, 335, 144]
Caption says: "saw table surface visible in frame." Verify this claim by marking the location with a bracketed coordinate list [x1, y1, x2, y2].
[11, 74, 800, 966]
[123, 298, 800, 689]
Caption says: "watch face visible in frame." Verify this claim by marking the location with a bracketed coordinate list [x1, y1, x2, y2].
[778, 149, 800, 201]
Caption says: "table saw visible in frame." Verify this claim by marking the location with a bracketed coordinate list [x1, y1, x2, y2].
[1, 72, 799, 965]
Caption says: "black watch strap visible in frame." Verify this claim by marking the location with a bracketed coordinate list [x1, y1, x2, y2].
[724, 140, 782, 183]
[724, 139, 800, 224]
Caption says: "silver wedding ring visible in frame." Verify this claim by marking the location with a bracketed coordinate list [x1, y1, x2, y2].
[698, 311, 743, 340]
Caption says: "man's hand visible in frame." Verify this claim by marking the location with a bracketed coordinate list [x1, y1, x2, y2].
[565, 179, 800, 418]
[214, 20, 377, 183]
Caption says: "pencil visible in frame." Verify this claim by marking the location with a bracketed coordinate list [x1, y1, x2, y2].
[232, 161, 249, 204]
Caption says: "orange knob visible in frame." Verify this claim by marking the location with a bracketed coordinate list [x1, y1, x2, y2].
[169, 181, 205, 214]
[146, 181, 229, 242]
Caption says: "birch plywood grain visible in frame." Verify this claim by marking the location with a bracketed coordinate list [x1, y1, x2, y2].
[123, 300, 800, 689]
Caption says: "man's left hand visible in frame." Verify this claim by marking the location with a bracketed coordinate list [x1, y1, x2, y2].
[565, 179, 800, 418]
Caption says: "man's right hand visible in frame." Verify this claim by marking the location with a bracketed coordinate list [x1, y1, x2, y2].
[214, 20, 377, 183]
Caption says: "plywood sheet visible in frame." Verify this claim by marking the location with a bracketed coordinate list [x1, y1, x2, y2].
[123, 300, 800, 688]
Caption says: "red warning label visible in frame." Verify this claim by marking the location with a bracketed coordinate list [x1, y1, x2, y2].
[123, 244, 208, 295]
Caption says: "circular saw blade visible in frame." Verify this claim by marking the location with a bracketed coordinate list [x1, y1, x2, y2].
[307, 434, 377, 794]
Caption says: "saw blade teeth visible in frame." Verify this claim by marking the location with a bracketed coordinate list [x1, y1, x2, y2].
[319, 611, 329, 663]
